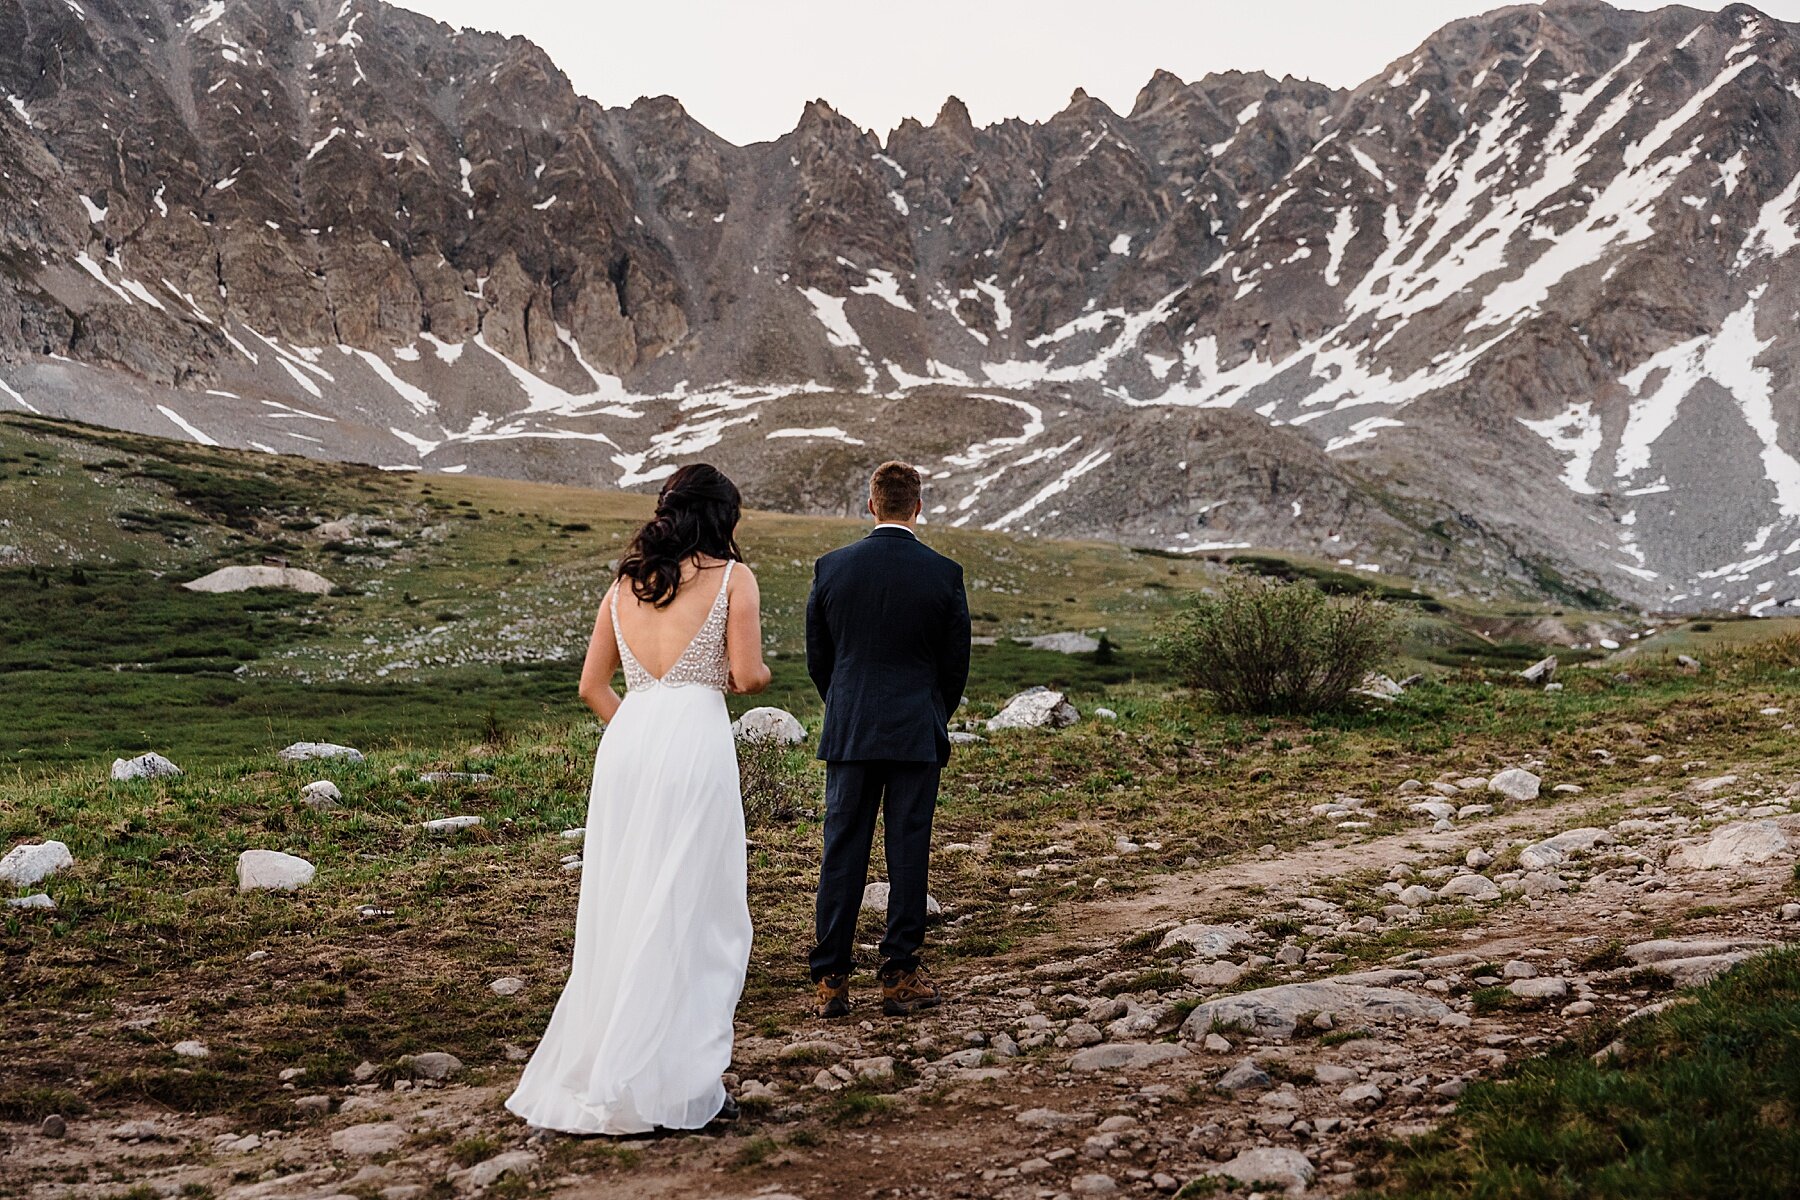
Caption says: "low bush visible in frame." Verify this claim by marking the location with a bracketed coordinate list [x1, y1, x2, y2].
[1155, 575, 1401, 715]
[737, 737, 820, 826]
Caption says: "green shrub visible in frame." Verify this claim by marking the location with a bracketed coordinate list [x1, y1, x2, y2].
[737, 737, 819, 826]
[1155, 575, 1401, 715]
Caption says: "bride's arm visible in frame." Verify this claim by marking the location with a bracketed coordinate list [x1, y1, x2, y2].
[578, 581, 625, 722]
[725, 565, 773, 695]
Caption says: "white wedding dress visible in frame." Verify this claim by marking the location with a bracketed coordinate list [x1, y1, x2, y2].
[506, 563, 752, 1134]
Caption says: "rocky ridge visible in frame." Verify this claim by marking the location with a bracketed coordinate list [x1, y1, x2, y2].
[6, 1, 1800, 607]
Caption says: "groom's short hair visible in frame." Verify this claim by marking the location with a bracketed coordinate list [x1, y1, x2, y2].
[870, 461, 922, 520]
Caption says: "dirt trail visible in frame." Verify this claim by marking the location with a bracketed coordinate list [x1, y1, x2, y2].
[8, 781, 1797, 1200]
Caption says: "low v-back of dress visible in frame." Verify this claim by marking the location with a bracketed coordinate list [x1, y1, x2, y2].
[506, 562, 751, 1135]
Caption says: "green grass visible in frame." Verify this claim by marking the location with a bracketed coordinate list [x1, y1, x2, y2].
[1375, 948, 1800, 1198]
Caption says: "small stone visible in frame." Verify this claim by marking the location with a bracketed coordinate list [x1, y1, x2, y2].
[1340, 1082, 1384, 1108]
[1070, 1175, 1117, 1196]
[1068, 1043, 1189, 1072]
[852, 1055, 895, 1081]
[1314, 1063, 1359, 1085]
[1562, 1000, 1596, 1017]
[1781, 903, 1800, 921]
[1093, 707, 1119, 720]
[294, 1095, 332, 1117]
[1432, 1078, 1467, 1099]
[1064, 1021, 1103, 1047]
[6, 893, 55, 911]
[1502, 959, 1538, 979]
[1399, 884, 1436, 907]
[489, 977, 525, 996]
[172, 1039, 209, 1058]
[860, 880, 943, 916]
[301, 781, 343, 807]
[1466, 848, 1494, 868]
[352, 1060, 380, 1082]
[40, 1114, 66, 1138]
[1202, 1032, 1232, 1053]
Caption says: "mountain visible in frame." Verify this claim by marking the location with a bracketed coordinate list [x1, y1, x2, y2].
[3, 0, 1800, 610]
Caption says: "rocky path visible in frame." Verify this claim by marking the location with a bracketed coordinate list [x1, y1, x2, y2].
[8, 767, 1799, 1200]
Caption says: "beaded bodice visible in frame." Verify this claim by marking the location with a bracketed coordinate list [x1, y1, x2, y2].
[611, 561, 733, 693]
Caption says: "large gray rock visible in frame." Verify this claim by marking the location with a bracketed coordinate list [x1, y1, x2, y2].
[1157, 922, 1251, 957]
[1215, 1058, 1272, 1091]
[1519, 656, 1558, 684]
[1438, 873, 1501, 902]
[1519, 827, 1615, 870]
[1068, 1043, 1189, 1072]
[185, 565, 335, 595]
[1488, 768, 1541, 801]
[110, 752, 183, 781]
[731, 707, 807, 744]
[1666, 821, 1791, 870]
[449, 1151, 537, 1193]
[6, 893, 56, 910]
[1015, 632, 1100, 655]
[279, 742, 365, 763]
[987, 688, 1080, 732]
[0, 840, 73, 888]
[400, 1051, 464, 1080]
[330, 1122, 407, 1156]
[1180, 981, 1450, 1040]
[236, 850, 315, 892]
[1206, 1147, 1315, 1193]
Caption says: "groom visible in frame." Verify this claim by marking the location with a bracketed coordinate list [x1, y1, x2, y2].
[805, 461, 971, 1018]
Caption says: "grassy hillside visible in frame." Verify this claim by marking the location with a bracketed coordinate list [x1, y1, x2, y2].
[0, 415, 1227, 769]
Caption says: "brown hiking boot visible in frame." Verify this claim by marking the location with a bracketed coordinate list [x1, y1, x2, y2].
[814, 974, 851, 1019]
[880, 965, 941, 1016]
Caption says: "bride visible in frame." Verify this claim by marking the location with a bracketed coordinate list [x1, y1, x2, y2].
[507, 463, 771, 1135]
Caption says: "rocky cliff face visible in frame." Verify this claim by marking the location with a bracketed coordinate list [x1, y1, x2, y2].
[6, 0, 1800, 610]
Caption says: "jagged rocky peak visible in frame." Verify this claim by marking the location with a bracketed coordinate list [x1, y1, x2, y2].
[9, 0, 1800, 612]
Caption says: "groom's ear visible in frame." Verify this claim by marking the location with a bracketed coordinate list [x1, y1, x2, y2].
[867, 495, 878, 520]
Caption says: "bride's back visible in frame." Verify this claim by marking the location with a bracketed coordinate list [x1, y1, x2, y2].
[613, 557, 730, 678]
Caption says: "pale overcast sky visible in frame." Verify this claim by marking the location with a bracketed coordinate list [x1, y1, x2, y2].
[397, 0, 1800, 145]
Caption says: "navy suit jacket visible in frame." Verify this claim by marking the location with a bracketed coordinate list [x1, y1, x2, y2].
[806, 527, 971, 765]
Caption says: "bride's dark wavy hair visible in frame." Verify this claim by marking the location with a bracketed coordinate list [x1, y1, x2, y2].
[617, 463, 744, 608]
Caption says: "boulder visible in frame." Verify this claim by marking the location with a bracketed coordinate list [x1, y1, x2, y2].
[6, 893, 55, 910]
[861, 880, 942, 916]
[948, 731, 987, 746]
[184, 565, 335, 595]
[1157, 922, 1251, 957]
[236, 850, 315, 892]
[0, 840, 73, 888]
[418, 816, 483, 833]
[300, 781, 342, 807]
[110, 752, 183, 781]
[1357, 673, 1405, 699]
[1509, 976, 1569, 1001]
[1068, 1043, 1188, 1071]
[731, 707, 807, 744]
[279, 742, 364, 763]
[1519, 656, 1557, 684]
[489, 977, 525, 996]
[1015, 632, 1100, 655]
[987, 688, 1080, 732]
[1519, 828, 1614, 870]
[1180, 982, 1451, 1040]
[1666, 821, 1790, 870]
[1206, 1147, 1315, 1194]
[1215, 1058, 1272, 1091]
[449, 1151, 537, 1193]
[1437, 873, 1501, 902]
[1488, 768, 1541, 801]
[401, 1051, 465, 1080]
[330, 1122, 407, 1157]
